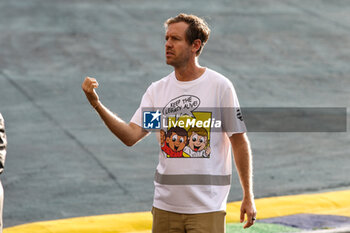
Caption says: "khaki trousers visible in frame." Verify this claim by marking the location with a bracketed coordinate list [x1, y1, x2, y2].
[152, 207, 226, 233]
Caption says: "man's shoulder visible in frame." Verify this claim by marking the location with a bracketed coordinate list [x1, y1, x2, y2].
[155, 72, 173, 84]
[146, 72, 173, 91]
[206, 68, 234, 88]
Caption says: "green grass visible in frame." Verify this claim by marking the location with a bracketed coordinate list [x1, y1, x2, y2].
[227, 222, 301, 233]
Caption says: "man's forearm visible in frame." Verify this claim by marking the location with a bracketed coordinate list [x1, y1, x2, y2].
[82, 77, 148, 146]
[94, 102, 148, 146]
[230, 133, 257, 228]
[230, 133, 253, 198]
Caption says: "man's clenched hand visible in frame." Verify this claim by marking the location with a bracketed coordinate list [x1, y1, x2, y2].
[82, 77, 100, 108]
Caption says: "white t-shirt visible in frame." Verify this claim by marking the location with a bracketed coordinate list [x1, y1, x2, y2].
[131, 68, 246, 213]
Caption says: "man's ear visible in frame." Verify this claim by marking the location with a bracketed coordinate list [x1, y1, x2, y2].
[192, 39, 202, 54]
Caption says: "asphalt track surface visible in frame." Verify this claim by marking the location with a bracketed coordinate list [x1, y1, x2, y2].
[0, 0, 350, 229]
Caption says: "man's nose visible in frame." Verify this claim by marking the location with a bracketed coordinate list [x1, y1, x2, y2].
[165, 40, 172, 49]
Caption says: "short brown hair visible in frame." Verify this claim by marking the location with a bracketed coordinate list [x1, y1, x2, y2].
[165, 13, 211, 56]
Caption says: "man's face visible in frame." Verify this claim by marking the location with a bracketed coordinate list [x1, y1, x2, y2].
[166, 132, 187, 152]
[189, 132, 207, 152]
[165, 22, 192, 67]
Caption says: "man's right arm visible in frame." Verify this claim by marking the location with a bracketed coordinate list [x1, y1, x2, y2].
[82, 77, 149, 146]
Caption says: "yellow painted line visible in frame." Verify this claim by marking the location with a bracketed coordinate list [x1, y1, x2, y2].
[5, 189, 350, 233]
[227, 189, 350, 222]
[4, 212, 152, 233]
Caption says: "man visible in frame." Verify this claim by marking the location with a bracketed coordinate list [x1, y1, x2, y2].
[0, 113, 7, 233]
[82, 13, 256, 233]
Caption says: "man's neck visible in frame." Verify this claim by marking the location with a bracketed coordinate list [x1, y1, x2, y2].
[174, 60, 206, 82]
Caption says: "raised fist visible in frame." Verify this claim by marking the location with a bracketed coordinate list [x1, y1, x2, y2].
[82, 76, 100, 108]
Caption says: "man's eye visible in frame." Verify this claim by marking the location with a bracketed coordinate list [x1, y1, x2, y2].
[179, 137, 184, 143]
[199, 138, 204, 143]
[172, 135, 177, 142]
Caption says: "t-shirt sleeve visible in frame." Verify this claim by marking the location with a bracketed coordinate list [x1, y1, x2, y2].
[130, 85, 154, 128]
[220, 83, 247, 137]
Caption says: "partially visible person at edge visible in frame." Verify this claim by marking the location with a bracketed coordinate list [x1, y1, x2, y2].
[82, 13, 257, 233]
[0, 113, 7, 233]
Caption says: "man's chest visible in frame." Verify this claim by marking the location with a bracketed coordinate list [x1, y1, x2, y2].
[152, 86, 221, 109]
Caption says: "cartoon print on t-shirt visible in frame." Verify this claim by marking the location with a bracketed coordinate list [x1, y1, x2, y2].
[160, 127, 188, 158]
[161, 95, 212, 158]
[183, 127, 210, 158]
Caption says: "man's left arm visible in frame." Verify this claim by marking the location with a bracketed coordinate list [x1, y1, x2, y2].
[230, 132, 257, 228]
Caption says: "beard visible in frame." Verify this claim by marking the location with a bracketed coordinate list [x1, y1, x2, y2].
[166, 50, 191, 68]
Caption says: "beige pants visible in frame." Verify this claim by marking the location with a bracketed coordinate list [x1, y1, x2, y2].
[151, 207, 226, 233]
